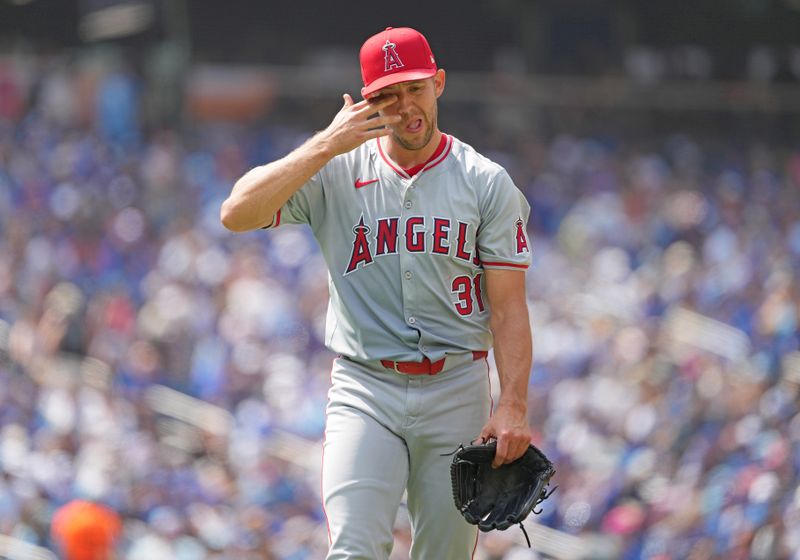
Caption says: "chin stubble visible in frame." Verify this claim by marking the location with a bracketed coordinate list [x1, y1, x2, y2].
[393, 110, 437, 151]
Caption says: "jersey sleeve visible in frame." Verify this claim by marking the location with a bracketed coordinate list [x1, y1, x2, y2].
[263, 170, 326, 229]
[476, 169, 532, 270]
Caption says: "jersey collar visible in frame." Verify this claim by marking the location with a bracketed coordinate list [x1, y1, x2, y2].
[375, 134, 453, 180]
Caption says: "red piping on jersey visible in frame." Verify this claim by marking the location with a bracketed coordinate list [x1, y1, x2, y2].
[377, 134, 452, 179]
[377, 139, 408, 178]
[484, 355, 494, 417]
[421, 134, 452, 174]
[272, 209, 282, 228]
[473, 355, 491, 560]
[480, 261, 529, 269]
[402, 134, 449, 177]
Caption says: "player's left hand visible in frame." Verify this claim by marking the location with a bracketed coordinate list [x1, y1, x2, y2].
[478, 401, 532, 468]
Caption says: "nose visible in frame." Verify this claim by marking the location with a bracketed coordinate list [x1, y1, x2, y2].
[395, 91, 412, 114]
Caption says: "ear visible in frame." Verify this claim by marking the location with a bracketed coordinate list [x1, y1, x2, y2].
[433, 69, 446, 98]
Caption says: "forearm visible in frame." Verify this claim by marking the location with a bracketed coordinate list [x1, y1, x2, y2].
[222, 93, 399, 233]
[490, 303, 532, 410]
[221, 133, 333, 232]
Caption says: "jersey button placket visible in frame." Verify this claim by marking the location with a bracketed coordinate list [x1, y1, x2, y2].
[404, 160, 422, 422]
[400, 186, 419, 343]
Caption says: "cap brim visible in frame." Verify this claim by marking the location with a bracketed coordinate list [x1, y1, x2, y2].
[361, 69, 437, 98]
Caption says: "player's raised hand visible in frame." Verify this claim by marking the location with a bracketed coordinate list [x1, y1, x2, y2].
[317, 93, 400, 156]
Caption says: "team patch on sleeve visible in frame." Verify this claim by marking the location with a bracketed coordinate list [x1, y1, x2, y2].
[515, 218, 529, 254]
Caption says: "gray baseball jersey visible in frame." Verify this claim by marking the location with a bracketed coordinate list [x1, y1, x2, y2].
[266, 134, 532, 362]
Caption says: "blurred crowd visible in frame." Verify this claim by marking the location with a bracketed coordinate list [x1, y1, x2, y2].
[1, 53, 800, 560]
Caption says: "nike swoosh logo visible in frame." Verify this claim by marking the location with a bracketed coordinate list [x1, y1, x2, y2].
[355, 178, 379, 189]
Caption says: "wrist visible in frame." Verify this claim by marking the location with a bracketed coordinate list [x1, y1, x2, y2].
[309, 131, 337, 160]
[496, 397, 527, 413]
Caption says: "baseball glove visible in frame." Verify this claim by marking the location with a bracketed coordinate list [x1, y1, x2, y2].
[449, 440, 556, 546]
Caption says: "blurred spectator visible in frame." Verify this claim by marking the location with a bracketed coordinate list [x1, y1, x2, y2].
[51, 500, 122, 560]
[96, 62, 141, 152]
[0, 60, 24, 121]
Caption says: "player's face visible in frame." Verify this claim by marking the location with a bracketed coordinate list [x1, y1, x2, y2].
[373, 71, 445, 151]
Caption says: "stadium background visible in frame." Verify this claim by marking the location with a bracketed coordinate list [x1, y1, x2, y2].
[1, 0, 800, 558]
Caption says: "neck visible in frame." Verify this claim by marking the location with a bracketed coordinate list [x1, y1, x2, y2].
[382, 129, 443, 169]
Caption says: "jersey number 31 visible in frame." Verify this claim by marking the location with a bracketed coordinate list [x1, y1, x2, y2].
[452, 273, 485, 316]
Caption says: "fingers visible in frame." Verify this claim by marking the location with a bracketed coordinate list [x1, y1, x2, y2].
[370, 94, 398, 108]
[365, 114, 402, 129]
[357, 94, 398, 115]
[363, 127, 393, 141]
[326, 93, 399, 152]
[492, 433, 529, 468]
[342, 93, 396, 112]
[482, 422, 531, 467]
[339, 94, 398, 122]
[493, 435, 509, 469]
[363, 119, 404, 140]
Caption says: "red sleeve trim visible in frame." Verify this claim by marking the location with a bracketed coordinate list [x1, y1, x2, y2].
[480, 261, 529, 269]
[261, 209, 282, 229]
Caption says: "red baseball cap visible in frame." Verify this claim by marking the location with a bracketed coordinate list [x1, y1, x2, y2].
[360, 27, 437, 98]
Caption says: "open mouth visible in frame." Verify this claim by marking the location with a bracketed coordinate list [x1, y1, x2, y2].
[406, 118, 423, 133]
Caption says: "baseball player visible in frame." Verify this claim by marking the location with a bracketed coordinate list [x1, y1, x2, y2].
[222, 26, 533, 560]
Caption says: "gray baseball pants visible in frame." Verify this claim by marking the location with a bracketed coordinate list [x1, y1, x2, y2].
[322, 353, 492, 560]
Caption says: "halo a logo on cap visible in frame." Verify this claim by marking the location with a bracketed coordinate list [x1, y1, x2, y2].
[383, 40, 404, 72]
